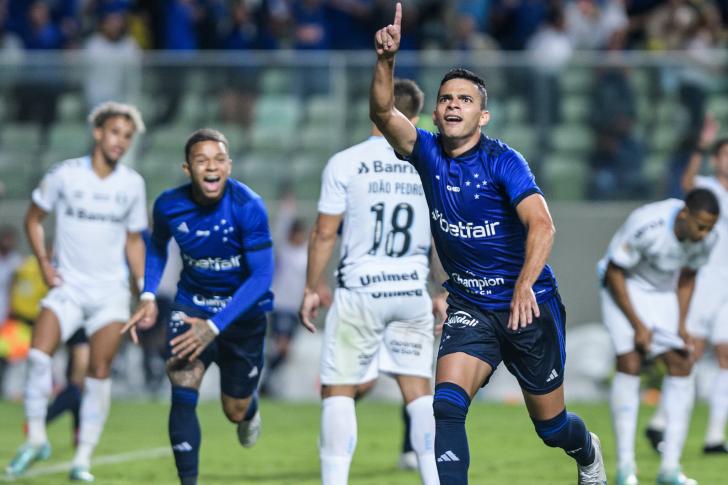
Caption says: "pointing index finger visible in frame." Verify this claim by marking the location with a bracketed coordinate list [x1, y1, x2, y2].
[393, 2, 402, 27]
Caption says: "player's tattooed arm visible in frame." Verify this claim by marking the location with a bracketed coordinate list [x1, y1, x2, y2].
[170, 316, 217, 361]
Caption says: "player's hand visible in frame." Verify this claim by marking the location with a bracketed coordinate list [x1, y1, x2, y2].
[432, 292, 448, 336]
[299, 289, 321, 333]
[678, 326, 694, 354]
[121, 300, 158, 344]
[508, 282, 540, 331]
[374, 2, 402, 59]
[39, 259, 62, 288]
[170, 316, 216, 361]
[699, 114, 719, 150]
[634, 323, 652, 355]
[317, 282, 333, 308]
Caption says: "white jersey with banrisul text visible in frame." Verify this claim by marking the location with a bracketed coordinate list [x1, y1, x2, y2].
[318, 136, 431, 293]
[694, 175, 728, 268]
[32, 156, 147, 288]
[597, 198, 716, 292]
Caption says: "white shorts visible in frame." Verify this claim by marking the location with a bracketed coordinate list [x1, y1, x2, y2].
[600, 283, 683, 357]
[686, 268, 728, 344]
[41, 282, 131, 342]
[320, 288, 435, 385]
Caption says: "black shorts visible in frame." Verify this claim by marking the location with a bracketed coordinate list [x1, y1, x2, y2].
[166, 304, 266, 399]
[269, 310, 299, 339]
[66, 328, 88, 346]
[438, 292, 566, 395]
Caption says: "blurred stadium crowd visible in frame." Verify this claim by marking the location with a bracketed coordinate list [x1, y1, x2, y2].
[0, 0, 727, 53]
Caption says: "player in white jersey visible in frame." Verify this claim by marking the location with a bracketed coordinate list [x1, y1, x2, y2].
[6, 102, 147, 482]
[300, 79, 440, 485]
[599, 190, 719, 485]
[645, 117, 728, 455]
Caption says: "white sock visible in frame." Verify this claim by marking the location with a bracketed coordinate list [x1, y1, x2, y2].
[73, 377, 111, 468]
[649, 396, 667, 431]
[406, 395, 439, 485]
[705, 369, 728, 445]
[660, 375, 695, 472]
[320, 396, 356, 485]
[24, 349, 52, 445]
[610, 372, 640, 470]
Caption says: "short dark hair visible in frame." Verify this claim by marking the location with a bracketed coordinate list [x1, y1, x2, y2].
[439, 68, 487, 109]
[394, 78, 424, 119]
[184, 128, 229, 162]
[714, 137, 728, 156]
[685, 188, 720, 216]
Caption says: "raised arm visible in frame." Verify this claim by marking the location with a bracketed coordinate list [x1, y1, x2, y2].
[369, 2, 417, 156]
[681, 114, 719, 192]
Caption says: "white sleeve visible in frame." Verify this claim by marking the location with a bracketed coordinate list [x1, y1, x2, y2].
[31, 165, 63, 212]
[317, 156, 348, 215]
[126, 176, 148, 232]
[606, 209, 654, 270]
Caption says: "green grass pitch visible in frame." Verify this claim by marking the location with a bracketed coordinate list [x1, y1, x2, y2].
[0, 400, 723, 484]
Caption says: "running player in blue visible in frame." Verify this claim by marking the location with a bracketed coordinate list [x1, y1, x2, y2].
[122, 129, 274, 485]
[370, 4, 606, 484]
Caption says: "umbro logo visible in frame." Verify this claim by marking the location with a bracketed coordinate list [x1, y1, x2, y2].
[437, 450, 460, 462]
[172, 442, 193, 452]
[177, 222, 189, 233]
[248, 366, 259, 378]
[546, 369, 559, 383]
[358, 162, 370, 174]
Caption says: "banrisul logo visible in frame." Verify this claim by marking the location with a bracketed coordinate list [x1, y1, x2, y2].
[445, 311, 479, 328]
[431, 209, 499, 239]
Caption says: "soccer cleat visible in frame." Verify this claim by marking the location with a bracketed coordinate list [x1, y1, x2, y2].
[616, 463, 639, 485]
[69, 465, 95, 482]
[5, 442, 52, 478]
[237, 410, 261, 448]
[656, 467, 697, 485]
[398, 451, 418, 470]
[702, 442, 728, 454]
[645, 427, 665, 454]
[578, 433, 607, 485]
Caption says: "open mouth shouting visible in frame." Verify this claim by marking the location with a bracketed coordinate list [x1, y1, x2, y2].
[202, 175, 222, 193]
[444, 114, 463, 126]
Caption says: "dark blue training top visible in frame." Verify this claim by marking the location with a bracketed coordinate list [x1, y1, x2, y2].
[144, 179, 274, 333]
[398, 128, 557, 310]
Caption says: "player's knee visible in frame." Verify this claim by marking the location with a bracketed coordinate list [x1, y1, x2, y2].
[432, 382, 471, 424]
[87, 362, 111, 379]
[222, 400, 248, 423]
[166, 360, 204, 389]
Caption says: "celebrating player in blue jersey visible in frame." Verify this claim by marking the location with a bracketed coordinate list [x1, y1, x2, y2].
[369, 4, 606, 484]
[122, 129, 274, 485]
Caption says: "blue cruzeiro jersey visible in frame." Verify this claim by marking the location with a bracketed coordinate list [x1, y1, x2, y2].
[399, 128, 557, 310]
[144, 179, 274, 333]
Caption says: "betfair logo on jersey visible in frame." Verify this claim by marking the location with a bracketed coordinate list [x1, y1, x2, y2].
[64, 206, 125, 224]
[182, 253, 241, 271]
[431, 209, 500, 239]
[445, 311, 479, 328]
[358, 161, 417, 175]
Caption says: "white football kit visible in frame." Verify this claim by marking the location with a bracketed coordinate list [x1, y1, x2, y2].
[317, 136, 434, 384]
[32, 156, 147, 340]
[598, 199, 716, 356]
[686, 176, 728, 344]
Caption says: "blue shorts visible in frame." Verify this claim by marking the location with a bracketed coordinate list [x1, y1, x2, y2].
[438, 293, 566, 395]
[66, 328, 88, 346]
[166, 304, 267, 399]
